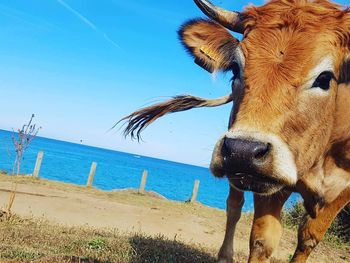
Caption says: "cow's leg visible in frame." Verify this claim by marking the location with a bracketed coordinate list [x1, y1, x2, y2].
[291, 187, 350, 263]
[218, 185, 245, 263]
[248, 190, 291, 263]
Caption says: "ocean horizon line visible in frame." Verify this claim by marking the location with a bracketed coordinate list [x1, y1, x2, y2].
[0, 128, 210, 170]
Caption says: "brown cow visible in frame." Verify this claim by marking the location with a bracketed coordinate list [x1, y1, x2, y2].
[120, 0, 350, 262]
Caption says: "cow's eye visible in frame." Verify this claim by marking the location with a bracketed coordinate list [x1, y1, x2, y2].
[311, 71, 334, 90]
[230, 62, 240, 82]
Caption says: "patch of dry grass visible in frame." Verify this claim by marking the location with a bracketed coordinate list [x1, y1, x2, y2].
[0, 213, 289, 263]
[0, 214, 220, 263]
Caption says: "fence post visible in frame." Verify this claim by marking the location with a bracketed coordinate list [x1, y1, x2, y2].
[139, 170, 148, 193]
[190, 179, 200, 203]
[33, 151, 44, 178]
[86, 162, 97, 188]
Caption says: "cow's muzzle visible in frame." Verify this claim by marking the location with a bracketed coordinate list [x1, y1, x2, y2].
[221, 137, 284, 194]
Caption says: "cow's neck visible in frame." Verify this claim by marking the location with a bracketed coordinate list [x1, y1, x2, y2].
[321, 82, 350, 203]
[298, 82, 350, 210]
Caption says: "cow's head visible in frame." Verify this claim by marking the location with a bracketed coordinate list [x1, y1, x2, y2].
[121, 0, 350, 195]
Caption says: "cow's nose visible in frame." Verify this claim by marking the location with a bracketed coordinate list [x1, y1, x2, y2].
[221, 137, 271, 172]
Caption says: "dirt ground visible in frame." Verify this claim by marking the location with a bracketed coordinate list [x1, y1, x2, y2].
[0, 174, 348, 263]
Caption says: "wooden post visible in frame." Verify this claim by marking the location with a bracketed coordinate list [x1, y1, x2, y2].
[33, 151, 44, 177]
[139, 170, 148, 193]
[86, 162, 97, 188]
[190, 179, 200, 203]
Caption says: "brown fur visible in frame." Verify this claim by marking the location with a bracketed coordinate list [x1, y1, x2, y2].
[249, 191, 291, 263]
[218, 186, 244, 262]
[122, 0, 350, 262]
[226, 1, 350, 262]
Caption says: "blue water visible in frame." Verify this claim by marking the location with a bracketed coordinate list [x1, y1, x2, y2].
[0, 129, 300, 211]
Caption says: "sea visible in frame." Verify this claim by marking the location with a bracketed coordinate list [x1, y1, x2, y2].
[0, 129, 300, 212]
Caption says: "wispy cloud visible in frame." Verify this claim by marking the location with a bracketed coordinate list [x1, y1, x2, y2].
[102, 33, 120, 49]
[56, 0, 120, 49]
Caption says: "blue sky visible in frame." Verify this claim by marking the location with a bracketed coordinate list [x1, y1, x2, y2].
[0, 0, 348, 167]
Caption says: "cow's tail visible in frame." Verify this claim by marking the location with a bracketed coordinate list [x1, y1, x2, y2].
[116, 94, 233, 141]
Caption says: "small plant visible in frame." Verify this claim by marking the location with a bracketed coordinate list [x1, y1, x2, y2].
[11, 114, 41, 176]
[87, 238, 106, 250]
[282, 202, 305, 228]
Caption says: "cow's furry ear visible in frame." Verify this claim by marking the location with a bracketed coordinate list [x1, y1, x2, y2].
[178, 19, 240, 73]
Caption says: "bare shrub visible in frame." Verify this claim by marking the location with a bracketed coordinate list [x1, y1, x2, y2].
[11, 114, 41, 176]
[6, 114, 41, 216]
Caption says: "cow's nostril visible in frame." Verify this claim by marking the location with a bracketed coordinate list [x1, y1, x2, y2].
[221, 138, 230, 158]
[253, 143, 271, 160]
